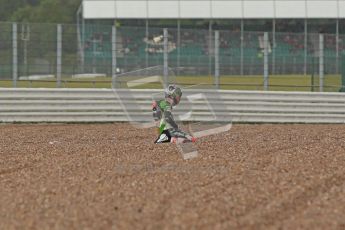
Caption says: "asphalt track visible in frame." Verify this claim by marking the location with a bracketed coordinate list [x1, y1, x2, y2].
[1, 124, 345, 229]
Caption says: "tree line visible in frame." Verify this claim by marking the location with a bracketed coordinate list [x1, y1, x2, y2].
[0, 0, 81, 23]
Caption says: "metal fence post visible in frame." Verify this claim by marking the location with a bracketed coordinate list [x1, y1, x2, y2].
[240, 20, 244, 76]
[57, 24, 62, 88]
[209, 21, 213, 77]
[214, 30, 220, 89]
[112, 25, 117, 88]
[145, 20, 149, 70]
[336, 19, 339, 74]
[81, 18, 85, 73]
[341, 53, 345, 92]
[319, 33, 324, 92]
[76, 4, 84, 74]
[163, 28, 168, 87]
[177, 20, 181, 77]
[264, 32, 269, 91]
[304, 19, 308, 75]
[272, 19, 276, 75]
[12, 23, 18, 87]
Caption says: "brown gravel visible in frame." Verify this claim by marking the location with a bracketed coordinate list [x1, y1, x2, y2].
[1, 123, 345, 229]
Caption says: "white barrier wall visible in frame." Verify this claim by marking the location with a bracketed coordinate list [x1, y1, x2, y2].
[1, 88, 345, 123]
[83, 0, 345, 19]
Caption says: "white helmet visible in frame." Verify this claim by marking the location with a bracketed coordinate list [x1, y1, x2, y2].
[165, 85, 182, 106]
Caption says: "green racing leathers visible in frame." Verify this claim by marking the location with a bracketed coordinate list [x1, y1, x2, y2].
[152, 99, 192, 143]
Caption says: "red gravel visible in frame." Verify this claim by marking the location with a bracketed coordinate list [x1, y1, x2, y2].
[1, 123, 345, 229]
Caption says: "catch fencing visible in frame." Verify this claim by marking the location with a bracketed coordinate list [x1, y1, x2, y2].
[1, 88, 345, 123]
[0, 22, 345, 91]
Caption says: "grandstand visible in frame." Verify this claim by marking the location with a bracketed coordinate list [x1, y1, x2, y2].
[80, 25, 345, 75]
[79, 0, 345, 75]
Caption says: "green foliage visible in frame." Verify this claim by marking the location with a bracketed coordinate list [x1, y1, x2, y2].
[0, 0, 26, 21]
[1, 0, 81, 23]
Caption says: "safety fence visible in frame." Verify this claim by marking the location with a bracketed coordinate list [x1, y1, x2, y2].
[1, 22, 345, 91]
[1, 88, 345, 123]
